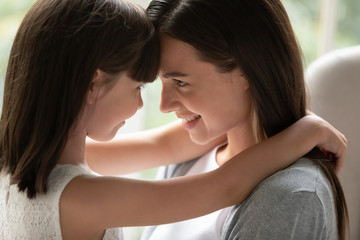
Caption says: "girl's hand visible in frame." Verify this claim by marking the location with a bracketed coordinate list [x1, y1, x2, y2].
[306, 113, 347, 173]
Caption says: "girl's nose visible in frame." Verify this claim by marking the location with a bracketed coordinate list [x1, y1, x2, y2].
[137, 92, 143, 110]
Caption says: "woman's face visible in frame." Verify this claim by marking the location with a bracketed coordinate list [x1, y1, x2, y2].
[159, 36, 252, 144]
[86, 71, 144, 141]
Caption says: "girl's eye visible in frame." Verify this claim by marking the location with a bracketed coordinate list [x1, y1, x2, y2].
[137, 83, 145, 90]
[174, 79, 187, 87]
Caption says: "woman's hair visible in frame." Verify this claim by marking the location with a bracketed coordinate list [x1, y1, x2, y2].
[0, 0, 159, 198]
[147, 0, 349, 238]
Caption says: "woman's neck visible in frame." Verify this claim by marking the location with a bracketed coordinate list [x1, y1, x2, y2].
[216, 123, 256, 166]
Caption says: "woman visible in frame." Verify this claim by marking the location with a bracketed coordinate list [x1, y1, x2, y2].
[142, 0, 349, 239]
[0, 0, 346, 239]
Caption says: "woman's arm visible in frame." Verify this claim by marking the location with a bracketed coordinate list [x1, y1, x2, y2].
[85, 120, 226, 175]
[61, 115, 347, 231]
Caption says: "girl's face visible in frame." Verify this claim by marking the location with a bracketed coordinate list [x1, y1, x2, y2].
[86, 71, 144, 141]
[159, 36, 252, 144]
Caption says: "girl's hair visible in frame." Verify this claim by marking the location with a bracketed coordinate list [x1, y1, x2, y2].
[147, 0, 349, 238]
[0, 0, 159, 198]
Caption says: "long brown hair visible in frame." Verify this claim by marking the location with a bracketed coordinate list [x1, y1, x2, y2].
[0, 0, 159, 198]
[147, 0, 349, 238]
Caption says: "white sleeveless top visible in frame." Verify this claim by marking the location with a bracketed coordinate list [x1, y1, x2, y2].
[0, 164, 123, 240]
[147, 146, 232, 240]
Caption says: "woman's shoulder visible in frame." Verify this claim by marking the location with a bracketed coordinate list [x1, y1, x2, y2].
[232, 157, 337, 220]
[223, 158, 338, 239]
[252, 158, 331, 200]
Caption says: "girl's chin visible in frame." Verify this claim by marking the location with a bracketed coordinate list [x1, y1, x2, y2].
[88, 130, 119, 142]
[87, 121, 126, 142]
[88, 135, 114, 142]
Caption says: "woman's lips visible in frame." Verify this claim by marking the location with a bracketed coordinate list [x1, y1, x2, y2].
[181, 115, 201, 130]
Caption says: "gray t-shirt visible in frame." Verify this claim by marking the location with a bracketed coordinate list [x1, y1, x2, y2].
[142, 156, 338, 240]
[222, 158, 338, 240]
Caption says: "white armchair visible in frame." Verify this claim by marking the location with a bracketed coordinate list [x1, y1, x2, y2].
[306, 45, 360, 239]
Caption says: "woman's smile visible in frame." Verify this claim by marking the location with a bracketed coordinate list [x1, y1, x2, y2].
[180, 115, 201, 130]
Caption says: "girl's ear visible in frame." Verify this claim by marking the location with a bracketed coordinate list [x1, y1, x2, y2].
[87, 69, 102, 105]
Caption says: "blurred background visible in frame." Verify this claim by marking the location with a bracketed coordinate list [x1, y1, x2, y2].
[0, 0, 359, 239]
[1, 0, 359, 131]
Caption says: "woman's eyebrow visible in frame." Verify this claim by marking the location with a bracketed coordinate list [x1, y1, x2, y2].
[161, 72, 189, 79]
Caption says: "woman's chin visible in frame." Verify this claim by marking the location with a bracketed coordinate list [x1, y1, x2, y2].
[189, 133, 213, 145]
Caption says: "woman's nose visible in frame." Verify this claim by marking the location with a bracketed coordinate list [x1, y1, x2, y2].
[159, 84, 180, 113]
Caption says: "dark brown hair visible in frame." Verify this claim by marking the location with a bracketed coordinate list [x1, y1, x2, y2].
[0, 0, 159, 198]
[147, 0, 349, 238]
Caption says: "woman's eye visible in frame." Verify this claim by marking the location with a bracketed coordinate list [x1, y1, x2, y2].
[175, 80, 187, 87]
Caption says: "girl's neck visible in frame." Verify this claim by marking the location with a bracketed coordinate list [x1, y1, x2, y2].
[58, 130, 87, 166]
[216, 123, 256, 166]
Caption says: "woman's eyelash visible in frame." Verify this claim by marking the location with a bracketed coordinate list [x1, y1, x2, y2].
[174, 79, 187, 86]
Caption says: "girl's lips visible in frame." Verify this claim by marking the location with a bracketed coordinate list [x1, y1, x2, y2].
[181, 115, 201, 131]
[118, 121, 126, 128]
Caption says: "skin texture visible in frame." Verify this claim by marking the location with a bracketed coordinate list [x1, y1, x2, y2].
[59, 67, 346, 239]
[159, 36, 256, 165]
[86, 71, 144, 141]
[1, 0, 347, 239]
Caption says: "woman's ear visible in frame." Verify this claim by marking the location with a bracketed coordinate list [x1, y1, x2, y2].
[240, 74, 250, 90]
[87, 69, 102, 105]
[232, 67, 249, 90]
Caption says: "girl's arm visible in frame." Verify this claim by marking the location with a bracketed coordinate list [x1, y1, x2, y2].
[61, 114, 347, 232]
[85, 120, 226, 175]
[86, 113, 345, 176]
